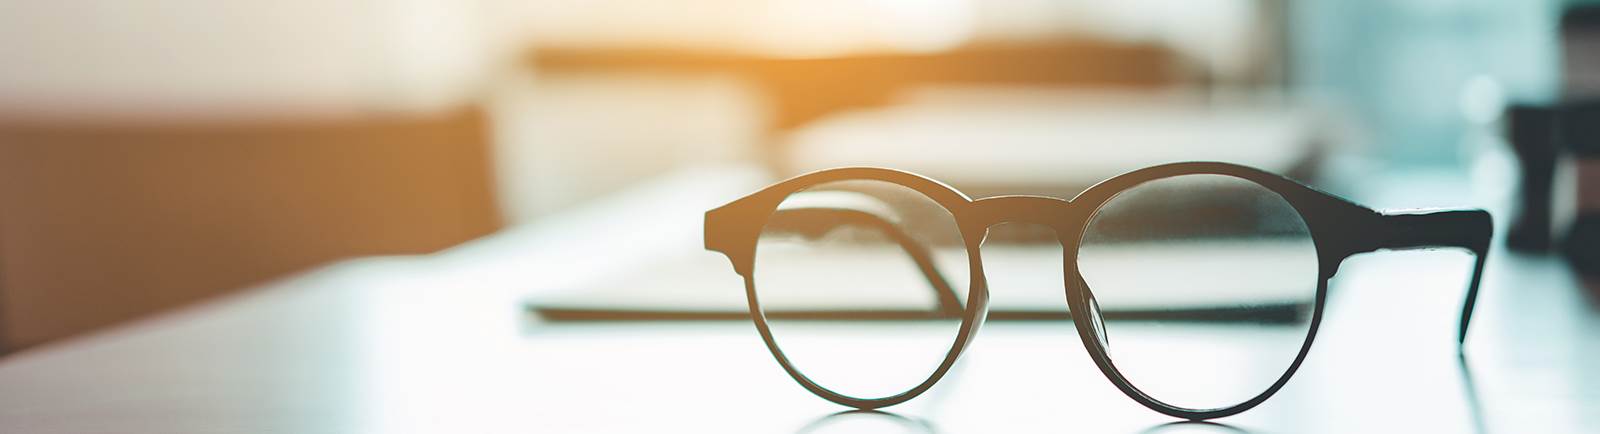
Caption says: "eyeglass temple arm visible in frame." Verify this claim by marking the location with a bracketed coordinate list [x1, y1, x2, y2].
[1375, 209, 1494, 347]
[767, 207, 965, 315]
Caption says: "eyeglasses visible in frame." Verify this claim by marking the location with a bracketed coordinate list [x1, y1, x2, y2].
[703, 162, 1491, 420]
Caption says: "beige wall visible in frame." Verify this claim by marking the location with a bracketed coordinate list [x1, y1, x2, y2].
[0, 0, 494, 118]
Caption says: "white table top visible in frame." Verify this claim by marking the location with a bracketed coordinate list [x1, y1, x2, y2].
[1, 165, 1594, 433]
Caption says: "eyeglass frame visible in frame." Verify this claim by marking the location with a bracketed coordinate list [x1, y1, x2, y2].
[703, 161, 1492, 420]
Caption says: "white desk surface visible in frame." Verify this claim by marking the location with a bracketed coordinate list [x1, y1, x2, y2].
[1, 165, 1596, 433]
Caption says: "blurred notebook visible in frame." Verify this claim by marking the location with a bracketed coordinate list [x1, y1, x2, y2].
[526, 241, 1312, 323]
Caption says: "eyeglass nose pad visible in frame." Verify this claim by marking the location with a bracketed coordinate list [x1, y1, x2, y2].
[1086, 290, 1110, 349]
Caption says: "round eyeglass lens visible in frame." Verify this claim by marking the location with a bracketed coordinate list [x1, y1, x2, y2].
[753, 179, 970, 400]
[1077, 173, 1319, 411]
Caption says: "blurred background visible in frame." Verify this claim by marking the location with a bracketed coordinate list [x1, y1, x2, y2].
[0, 0, 1593, 353]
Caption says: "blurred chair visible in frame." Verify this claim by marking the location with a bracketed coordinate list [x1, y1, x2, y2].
[0, 111, 500, 350]
[533, 40, 1192, 133]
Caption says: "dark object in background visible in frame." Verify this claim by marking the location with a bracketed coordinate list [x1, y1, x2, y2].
[1560, 5, 1600, 276]
[1506, 100, 1600, 275]
[1506, 5, 1600, 276]
[1507, 105, 1558, 251]
[1563, 102, 1600, 275]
